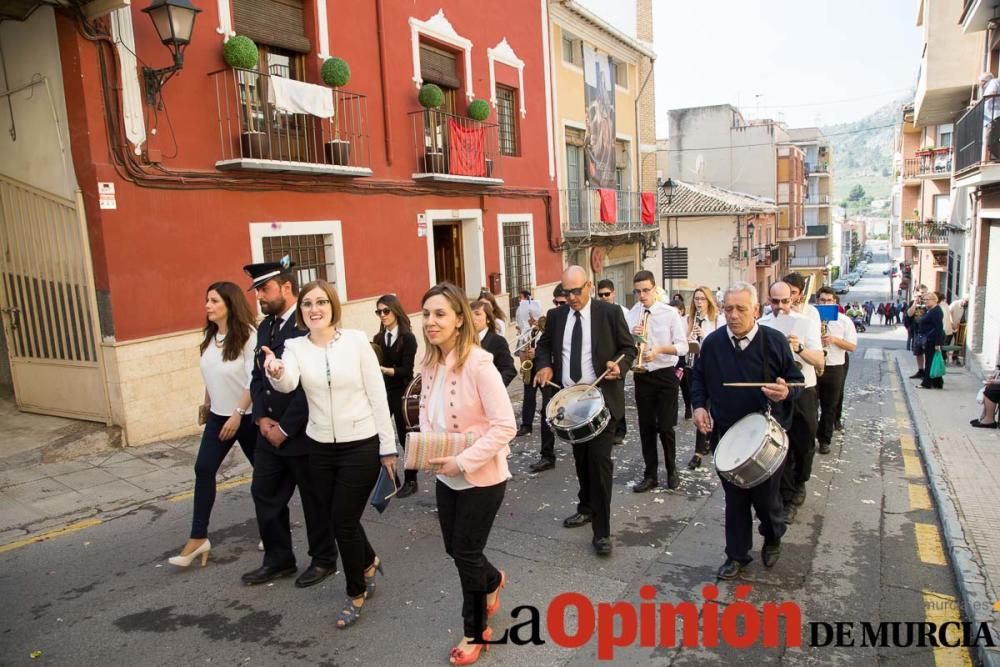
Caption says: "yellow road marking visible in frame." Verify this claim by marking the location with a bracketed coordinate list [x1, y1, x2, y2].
[904, 452, 924, 477]
[909, 484, 932, 511]
[167, 473, 252, 502]
[915, 523, 948, 566]
[0, 518, 103, 554]
[900, 433, 917, 453]
[923, 591, 973, 666]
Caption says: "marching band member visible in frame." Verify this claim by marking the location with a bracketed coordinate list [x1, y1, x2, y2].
[686, 286, 724, 470]
[525, 285, 566, 472]
[471, 299, 517, 386]
[374, 294, 419, 498]
[760, 281, 823, 524]
[691, 283, 803, 579]
[515, 288, 546, 438]
[534, 267, 635, 555]
[627, 271, 689, 492]
[815, 288, 857, 455]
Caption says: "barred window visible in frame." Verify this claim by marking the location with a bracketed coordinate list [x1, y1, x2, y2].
[496, 85, 519, 156]
[262, 234, 334, 288]
[502, 220, 533, 313]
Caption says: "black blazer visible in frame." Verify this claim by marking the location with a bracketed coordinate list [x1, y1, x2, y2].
[481, 329, 517, 387]
[534, 299, 636, 420]
[374, 329, 417, 393]
[249, 314, 311, 457]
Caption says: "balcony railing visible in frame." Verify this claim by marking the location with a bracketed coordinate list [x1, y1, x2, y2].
[903, 148, 952, 178]
[902, 220, 949, 244]
[805, 224, 829, 237]
[804, 193, 831, 205]
[560, 189, 653, 236]
[210, 68, 372, 175]
[410, 110, 502, 184]
[955, 94, 999, 173]
[805, 162, 830, 176]
[789, 255, 828, 268]
[754, 244, 780, 266]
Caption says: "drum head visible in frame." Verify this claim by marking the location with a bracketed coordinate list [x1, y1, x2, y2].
[715, 413, 769, 473]
[546, 385, 604, 427]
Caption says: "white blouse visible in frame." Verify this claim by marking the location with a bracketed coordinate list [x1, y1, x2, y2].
[200, 329, 255, 416]
[429, 363, 473, 490]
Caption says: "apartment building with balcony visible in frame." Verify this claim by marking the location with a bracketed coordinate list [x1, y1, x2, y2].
[548, 0, 659, 300]
[788, 128, 836, 287]
[0, 1, 563, 443]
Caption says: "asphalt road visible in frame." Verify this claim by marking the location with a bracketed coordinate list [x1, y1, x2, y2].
[0, 257, 971, 666]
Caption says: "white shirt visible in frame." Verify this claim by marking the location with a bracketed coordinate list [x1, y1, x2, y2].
[384, 325, 399, 347]
[726, 323, 760, 350]
[200, 328, 256, 416]
[429, 363, 473, 490]
[950, 300, 966, 326]
[825, 313, 858, 366]
[626, 301, 689, 371]
[269, 329, 397, 455]
[515, 299, 543, 332]
[494, 318, 507, 337]
[561, 300, 597, 387]
[939, 303, 954, 336]
[759, 311, 822, 387]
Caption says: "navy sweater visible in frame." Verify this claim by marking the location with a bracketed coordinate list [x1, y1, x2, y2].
[690, 325, 805, 436]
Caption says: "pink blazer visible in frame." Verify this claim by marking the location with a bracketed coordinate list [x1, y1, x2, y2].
[419, 345, 515, 487]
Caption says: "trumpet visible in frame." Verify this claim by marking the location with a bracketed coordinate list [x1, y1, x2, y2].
[632, 310, 651, 374]
[817, 322, 828, 378]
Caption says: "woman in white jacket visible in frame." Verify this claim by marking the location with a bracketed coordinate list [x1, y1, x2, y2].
[263, 279, 397, 630]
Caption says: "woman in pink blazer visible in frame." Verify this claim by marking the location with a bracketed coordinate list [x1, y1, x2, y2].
[420, 283, 516, 665]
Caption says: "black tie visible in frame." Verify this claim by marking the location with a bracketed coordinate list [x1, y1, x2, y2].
[570, 311, 583, 383]
[387, 332, 393, 348]
[732, 335, 747, 351]
[269, 316, 282, 346]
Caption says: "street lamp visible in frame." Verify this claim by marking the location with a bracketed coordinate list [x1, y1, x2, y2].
[661, 177, 676, 206]
[142, 0, 202, 105]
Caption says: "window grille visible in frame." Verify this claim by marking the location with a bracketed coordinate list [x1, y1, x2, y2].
[496, 85, 519, 156]
[262, 234, 334, 288]
[502, 220, 533, 312]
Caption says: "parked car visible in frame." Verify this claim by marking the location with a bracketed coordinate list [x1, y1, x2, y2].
[846, 272, 861, 285]
[832, 279, 850, 294]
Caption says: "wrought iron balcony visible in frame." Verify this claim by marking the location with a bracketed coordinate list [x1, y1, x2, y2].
[901, 220, 949, 245]
[903, 148, 952, 178]
[789, 255, 828, 268]
[210, 68, 372, 175]
[805, 162, 830, 176]
[410, 110, 502, 185]
[955, 94, 1000, 175]
[804, 193, 831, 206]
[755, 244, 780, 266]
[559, 188, 654, 236]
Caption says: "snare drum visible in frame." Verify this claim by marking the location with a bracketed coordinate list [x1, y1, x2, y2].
[403, 375, 421, 431]
[545, 385, 610, 444]
[714, 413, 788, 489]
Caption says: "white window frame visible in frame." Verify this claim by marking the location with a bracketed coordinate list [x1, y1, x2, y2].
[424, 209, 486, 297]
[249, 221, 347, 304]
[487, 38, 526, 117]
[560, 32, 583, 71]
[613, 59, 628, 93]
[497, 214, 537, 297]
[409, 10, 475, 101]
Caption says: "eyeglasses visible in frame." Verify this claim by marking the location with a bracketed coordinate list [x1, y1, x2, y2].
[632, 287, 654, 296]
[303, 299, 331, 308]
[563, 286, 586, 297]
[769, 298, 791, 305]
[553, 299, 568, 305]
[598, 292, 612, 298]
[375, 308, 391, 316]
[693, 295, 708, 301]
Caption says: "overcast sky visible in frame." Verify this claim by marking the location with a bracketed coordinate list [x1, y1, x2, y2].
[574, 0, 923, 135]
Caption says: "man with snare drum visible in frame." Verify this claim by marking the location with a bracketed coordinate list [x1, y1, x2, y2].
[691, 283, 803, 580]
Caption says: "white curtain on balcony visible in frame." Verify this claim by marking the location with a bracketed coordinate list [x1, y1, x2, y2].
[267, 77, 334, 118]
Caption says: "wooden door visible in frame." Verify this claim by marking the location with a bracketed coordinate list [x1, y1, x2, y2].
[433, 222, 464, 289]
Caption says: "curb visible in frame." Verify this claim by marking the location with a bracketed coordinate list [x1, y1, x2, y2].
[894, 353, 1000, 667]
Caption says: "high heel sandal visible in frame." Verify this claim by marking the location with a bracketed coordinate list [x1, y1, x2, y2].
[168, 539, 211, 567]
[449, 627, 492, 665]
[336, 594, 367, 629]
[364, 556, 384, 598]
[486, 571, 506, 618]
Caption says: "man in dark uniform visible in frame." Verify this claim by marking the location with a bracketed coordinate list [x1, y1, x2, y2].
[241, 257, 336, 587]
[691, 282, 803, 580]
[534, 266, 635, 555]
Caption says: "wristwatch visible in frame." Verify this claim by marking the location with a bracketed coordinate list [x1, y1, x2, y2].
[235, 407, 247, 416]
[796, 343, 804, 354]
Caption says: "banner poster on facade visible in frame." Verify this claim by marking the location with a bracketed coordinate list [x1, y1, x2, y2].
[583, 44, 616, 189]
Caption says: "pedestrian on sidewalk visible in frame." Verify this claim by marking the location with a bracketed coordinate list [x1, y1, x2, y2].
[815, 288, 857, 454]
[971, 369, 1000, 428]
[374, 294, 419, 498]
[915, 291, 945, 390]
[263, 279, 398, 629]
[907, 286, 929, 378]
[169, 281, 258, 568]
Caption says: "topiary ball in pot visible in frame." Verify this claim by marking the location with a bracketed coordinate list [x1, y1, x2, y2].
[321, 57, 351, 87]
[467, 99, 490, 121]
[418, 83, 445, 109]
[223, 35, 259, 70]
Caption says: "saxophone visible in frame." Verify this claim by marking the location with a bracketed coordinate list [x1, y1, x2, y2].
[517, 316, 546, 384]
[631, 310, 651, 374]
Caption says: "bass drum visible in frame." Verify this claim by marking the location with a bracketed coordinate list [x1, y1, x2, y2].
[714, 413, 788, 489]
[403, 374, 421, 431]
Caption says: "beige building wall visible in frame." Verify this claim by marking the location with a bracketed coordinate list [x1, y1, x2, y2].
[915, 0, 982, 125]
[661, 215, 748, 293]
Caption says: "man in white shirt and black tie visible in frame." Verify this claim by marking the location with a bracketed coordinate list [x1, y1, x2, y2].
[627, 271, 689, 491]
[597, 278, 630, 444]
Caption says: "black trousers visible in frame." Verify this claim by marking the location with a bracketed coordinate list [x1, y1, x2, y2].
[781, 387, 818, 501]
[387, 386, 416, 484]
[251, 439, 335, 569]
[634, 368, 680, 479]
[308, 436, 380, 598]
[678, 359, 692, 413]
[816, 364, 847, 445]
[572, 425, 615, 539]
[534, 386, 556, 461]
[720, 464, 786, 563]
[191, 413, 256, 539]
[436, 480, 506, 638]
[694, 399, 712, 456]
[838, 354, 849, 422]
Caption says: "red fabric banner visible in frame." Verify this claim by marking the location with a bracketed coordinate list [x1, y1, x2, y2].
[447, 119, 486, 177]
[598, 188, 617, 223]
[641, 191, 656, 224]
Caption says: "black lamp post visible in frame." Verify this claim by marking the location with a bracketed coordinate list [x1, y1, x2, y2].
[661, 177, 675, 206]
[142, 0, 201, 105]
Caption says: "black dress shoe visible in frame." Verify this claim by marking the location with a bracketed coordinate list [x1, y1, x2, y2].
[396, 480, 418, 498]
[563, 512, 592, 528]
[909, 370, 924, 379]
[612, 435, 625, 445]
[667, 472, 680, 490]
[516, 427, 532, 437]
[784, 505, 798, 524]
[717, 558, 745, 580]
[242, 564, 297, 585]
[834, 419, 844, 431]
[687, 454, 702, 470]
[762, 541, 781, 568]
[791, 484, 806, 506]
[528, 458, 555, 473]
[593, 537, 613, 556]
[818, 441, 831, 455]
[632, 477, 658, 493]
[295, 564, 335, 588]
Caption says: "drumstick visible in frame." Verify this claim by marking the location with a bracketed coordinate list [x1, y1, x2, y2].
[544, 381, 562, 390]
[583, 354, 627, 391]
[723, 382, 807, 387]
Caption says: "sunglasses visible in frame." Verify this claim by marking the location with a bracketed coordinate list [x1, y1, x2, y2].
[562, 286, 586, 297]
[375, 308, 392, 316]
[769, 297, 791, 305]
[553, 299, 568, 305]
[598, 292, 612, 298]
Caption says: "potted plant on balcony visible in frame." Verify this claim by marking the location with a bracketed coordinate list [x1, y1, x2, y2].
[915, 144, 935, 156]
[467, 99, 491, 176]
[223, 36, 268, 159]
[419, 83, 446, 173]
[321, 56, 352, 166]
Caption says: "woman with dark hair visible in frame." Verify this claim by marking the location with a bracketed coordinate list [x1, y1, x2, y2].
[375, 294, 419, 498]
[916, 291, 945, 390]
[420, 283, 516, 664]
[263, 279, 397, 629]
[478, 288, 509, 337]
[471, 299, 517, 386]
[685, 286, 724, 470]
[169, 281, 258, 567]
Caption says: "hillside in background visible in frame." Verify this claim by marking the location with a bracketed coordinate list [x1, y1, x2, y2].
[821, 92, 912, 204]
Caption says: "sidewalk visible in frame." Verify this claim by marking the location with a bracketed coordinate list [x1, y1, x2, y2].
[896, 351, 1000, 666]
